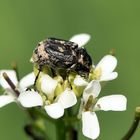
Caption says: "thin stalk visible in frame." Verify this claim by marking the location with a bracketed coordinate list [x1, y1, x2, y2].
[109, 48, 115, 56]
[65, 125, 78, 140]
[64, 109, 78, 140]
[25, 108, 52, 140]
[11, 62, 20, 81]
[121, 107, 140, 140]
[56, 119, 65, 140]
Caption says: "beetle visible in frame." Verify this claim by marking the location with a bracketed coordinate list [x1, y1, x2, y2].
[31, 37, 92, 85]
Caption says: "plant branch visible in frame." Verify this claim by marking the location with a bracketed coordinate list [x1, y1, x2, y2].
[121, 107, 140, 140]
[64, 109, 78, 140]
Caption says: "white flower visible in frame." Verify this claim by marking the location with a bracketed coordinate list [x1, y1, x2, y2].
[18, 88, 77, 119]
[38, 73, 77, 118]
[17, 72, 77, 119]
[94, 55, 118, 81]
[70, 33, 91, 47]
[0, 70, 77, 118]
[0, 70, 35, 107]
[79, 80, 127, 139]
[44, 88, 77, 119]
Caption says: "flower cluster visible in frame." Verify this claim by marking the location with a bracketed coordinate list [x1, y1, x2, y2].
[0, 34, 127, 140]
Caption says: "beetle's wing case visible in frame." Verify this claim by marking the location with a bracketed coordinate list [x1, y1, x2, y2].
[46, 38, 78, 49]
[43, 38, 78, 69]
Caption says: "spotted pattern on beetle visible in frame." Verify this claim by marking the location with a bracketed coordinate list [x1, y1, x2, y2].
[31, 38, 92, 77]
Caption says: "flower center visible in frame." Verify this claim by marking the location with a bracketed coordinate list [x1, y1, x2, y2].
[94, 67, 102, 80]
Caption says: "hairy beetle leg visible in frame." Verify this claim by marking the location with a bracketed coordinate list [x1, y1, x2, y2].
[33, 66, 42, 90]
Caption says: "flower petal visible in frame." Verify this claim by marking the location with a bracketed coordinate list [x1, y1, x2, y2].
[82, 111, 100, 140]
[99, 72, 118, 81]
[69, 34, 91, 47]
[40, 74, 58, 100]
[83, 80, 101, 102]
[95, 55, 117, 80]
[18, 91, 43, 107]
[0, 70, 18, 89]
[74, 75, 88, 86]
[58, 89, 77, 109]
[19, 72, 35, 90]
[0, 95, 15, 108]
[44, 102, 64, 119]
[95, 95, 127, 111]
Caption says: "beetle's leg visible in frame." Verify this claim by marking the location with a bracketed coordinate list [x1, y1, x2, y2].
[34, 65, 42, 90]
[50, 68, 56, 77]
[66, 67, 76, 90]
[25, 88, 32, 91]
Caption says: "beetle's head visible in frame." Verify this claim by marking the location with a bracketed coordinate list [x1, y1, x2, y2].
[30, 47, 39, 63]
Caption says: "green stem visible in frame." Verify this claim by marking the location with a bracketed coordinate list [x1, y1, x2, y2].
[55, 108, 78, 140]
[26, 108, 79, 140]
[25, 108, 56, 140]
[65, 125, 77, 140]
[121, 107, 140, 140]
[56, 118, 78, 140]
[64, 109, 78, 140]
[56, 119, 66, 140]
[63, 116, 79, 123]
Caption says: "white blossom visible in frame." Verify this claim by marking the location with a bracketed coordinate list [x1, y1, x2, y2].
[18, 88, 77, 119]
[79, 80, 127, 139]
[18, 72, 77, 118]
[37, 72, 77, 118]
[94, 55, 118, 81]
[0, 70, 35, 107]
[44, 88, 77, 119]
[70, 33, 91, 47]
[0, 70, 77, 119]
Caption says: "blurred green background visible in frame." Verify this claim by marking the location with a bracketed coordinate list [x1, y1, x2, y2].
[0, 0, 140, 140]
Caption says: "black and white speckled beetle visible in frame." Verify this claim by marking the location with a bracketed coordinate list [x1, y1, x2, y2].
[31, 38, 92, 84]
